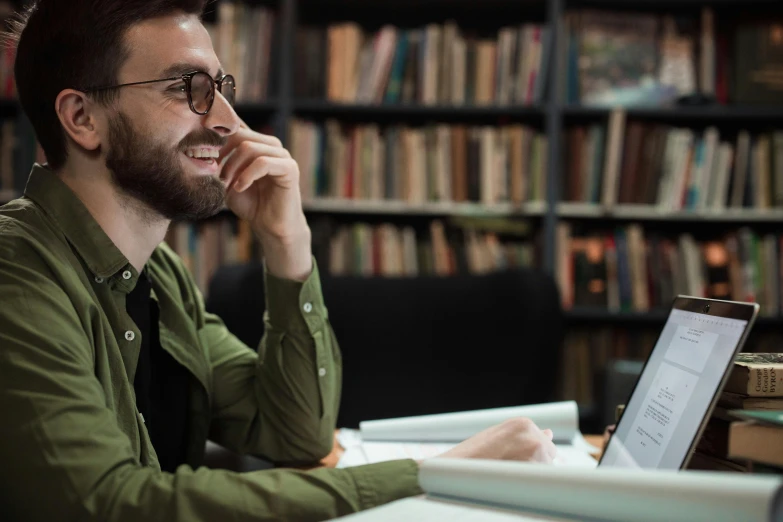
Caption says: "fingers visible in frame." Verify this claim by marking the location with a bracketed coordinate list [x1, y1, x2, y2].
[220, 126, 285, 163]
[546, 441, 558, 462]
[220, 141, 293, 188]
[230, 156, 297, 193]
[540, 428, 557, 463]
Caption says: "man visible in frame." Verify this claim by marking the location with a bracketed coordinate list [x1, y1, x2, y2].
[0, 1, 557, 521]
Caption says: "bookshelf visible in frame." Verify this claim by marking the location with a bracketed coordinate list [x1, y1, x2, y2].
[557, 203, 783, 223]
[563, 105, 783, 121]
[1, 0, 783, 422]
[303, 198, 548, 217]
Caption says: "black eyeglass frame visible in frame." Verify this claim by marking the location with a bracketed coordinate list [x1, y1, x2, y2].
[83, 71, 236, 115]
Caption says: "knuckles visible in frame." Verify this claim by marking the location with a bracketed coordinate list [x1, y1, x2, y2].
[502, 417, 535, 434]
[285, 158, 300, 180]
[237, 140, 257, 156]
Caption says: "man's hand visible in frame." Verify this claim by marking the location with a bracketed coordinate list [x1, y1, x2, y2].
[435, 417, 557, 464]
[219, 120, 312, 281]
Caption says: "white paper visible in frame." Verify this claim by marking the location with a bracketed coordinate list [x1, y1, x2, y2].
[354, 441, 596, 469]
[361, 441, 456, 463]
[568, 432, 601, 454]
[359, 401, 579, 444]
[418, 459, 783, 522]
[336, 446, 370, 468]
[332, 496, 566, 521]
[336, 428, 364, 449]
[552, 446, 598, 468]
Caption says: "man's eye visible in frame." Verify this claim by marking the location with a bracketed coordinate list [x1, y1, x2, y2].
[168, 83, 187, 94]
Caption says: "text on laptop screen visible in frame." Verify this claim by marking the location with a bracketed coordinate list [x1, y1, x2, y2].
[600, 309, 748, 469]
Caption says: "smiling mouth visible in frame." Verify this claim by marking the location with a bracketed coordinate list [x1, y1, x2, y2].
[182, 149, 221, 174]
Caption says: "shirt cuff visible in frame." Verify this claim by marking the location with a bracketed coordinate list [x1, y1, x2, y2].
[263, 256, 326, 334]
[346, 459, 424, 511]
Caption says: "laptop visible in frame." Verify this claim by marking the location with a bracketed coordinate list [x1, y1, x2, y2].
[598, 295, 759, 470]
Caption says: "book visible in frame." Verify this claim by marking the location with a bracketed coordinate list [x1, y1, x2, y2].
[724, 353, 783, 397]
[336, 401, 600, 469]
[555, 224, 783, 316]
[734, 18, 783, 105]
[728, 410, 783, 468]
[572, 10, 679, 107]
[307, 21, 550, 105]
[719, 391, 783, 411]
[563, 122, 783, 211]
[332, 458, 783, 521]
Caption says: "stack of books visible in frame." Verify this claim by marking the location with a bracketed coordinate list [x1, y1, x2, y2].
[727, 410, 783, 474]
[688, 353, 783, 473]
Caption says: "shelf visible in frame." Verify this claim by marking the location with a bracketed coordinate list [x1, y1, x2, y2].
[557, 203, 783, 224]
[562, 105, 783, 121]
[301, 200, 783, 223]
[303, 198, 547, 217]
[565, 308, 783, 326]
[293, 100, 545, 120]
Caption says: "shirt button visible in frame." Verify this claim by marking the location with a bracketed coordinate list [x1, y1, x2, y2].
[94, 276, 104, 284]
[122, 270, 132, 280]
[125, 330, 135, 341]
[318, 368, 327, 377]
[303, 302, 313, 313]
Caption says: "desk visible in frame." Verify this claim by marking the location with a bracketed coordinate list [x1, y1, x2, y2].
[319, 433, 606, 468]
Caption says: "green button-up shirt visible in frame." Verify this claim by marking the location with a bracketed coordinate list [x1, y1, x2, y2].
[0, 165, 422, 521]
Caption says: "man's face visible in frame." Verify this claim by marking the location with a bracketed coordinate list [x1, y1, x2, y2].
[101, 13, 240, 221]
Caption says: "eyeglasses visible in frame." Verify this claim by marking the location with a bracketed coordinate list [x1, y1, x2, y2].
[84, 71, 236, 115]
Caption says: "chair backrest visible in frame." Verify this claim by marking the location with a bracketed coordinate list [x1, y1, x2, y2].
[207, 265, 564, 428]
[601, 359, 644, 427]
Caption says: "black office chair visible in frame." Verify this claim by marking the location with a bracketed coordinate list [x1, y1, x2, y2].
[206, 264, 565, 429]
[600, 359, 644, 428]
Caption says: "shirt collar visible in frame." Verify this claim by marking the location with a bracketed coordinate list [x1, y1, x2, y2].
[23, 163, 134, 280]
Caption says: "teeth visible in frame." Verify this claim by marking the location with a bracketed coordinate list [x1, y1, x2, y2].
[185, 148, 219, 159]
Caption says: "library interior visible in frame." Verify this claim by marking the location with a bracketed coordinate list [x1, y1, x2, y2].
[1, 0, 783, 520]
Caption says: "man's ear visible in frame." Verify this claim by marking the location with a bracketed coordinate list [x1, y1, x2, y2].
[54, 89, 102, 152]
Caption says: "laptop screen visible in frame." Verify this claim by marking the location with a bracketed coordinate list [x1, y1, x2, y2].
[599, 308, 749, 470]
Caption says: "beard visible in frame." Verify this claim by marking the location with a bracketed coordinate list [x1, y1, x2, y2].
[105, 111, 227, 222]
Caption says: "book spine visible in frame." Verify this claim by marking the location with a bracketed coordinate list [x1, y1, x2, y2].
[742, 366, 782, 396]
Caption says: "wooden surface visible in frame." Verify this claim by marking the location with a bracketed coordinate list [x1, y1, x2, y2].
[319, 432, 606, 468]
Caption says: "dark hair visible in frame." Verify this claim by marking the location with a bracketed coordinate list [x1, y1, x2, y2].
[5, 0, 207, 170]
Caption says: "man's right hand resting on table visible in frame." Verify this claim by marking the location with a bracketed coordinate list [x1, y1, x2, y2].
[435, 417, 558, 463]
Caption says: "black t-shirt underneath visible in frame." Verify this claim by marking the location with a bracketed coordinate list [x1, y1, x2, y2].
[126, 270, 191, 472]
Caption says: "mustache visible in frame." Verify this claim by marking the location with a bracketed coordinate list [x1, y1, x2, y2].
[179, 129, 227, 150]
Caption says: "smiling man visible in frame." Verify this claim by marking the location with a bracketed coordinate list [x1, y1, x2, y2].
[0, 1, 557, 521]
